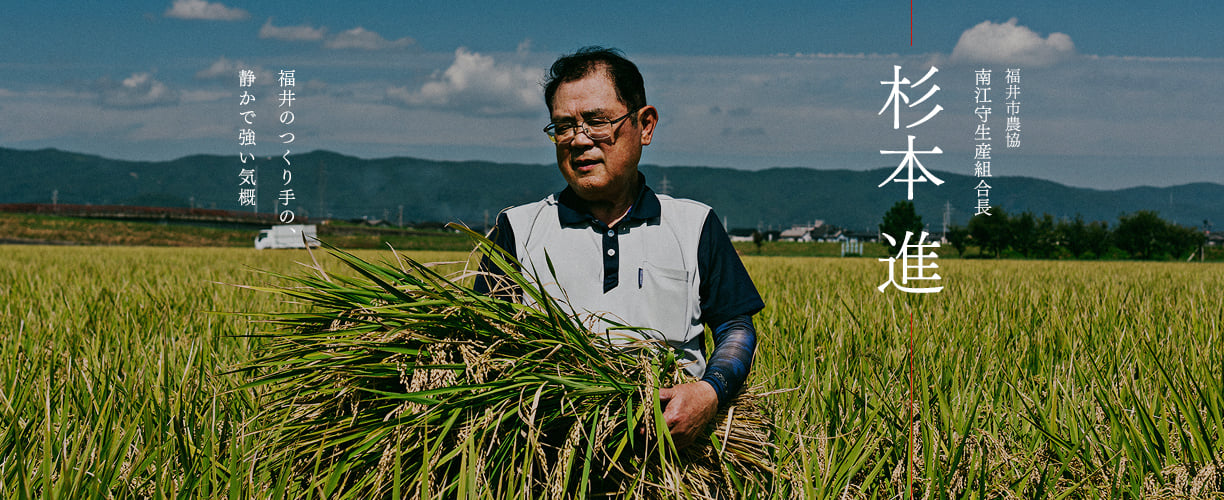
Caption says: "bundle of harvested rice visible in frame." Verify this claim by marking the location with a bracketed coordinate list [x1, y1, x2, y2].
[238, 226, 775, 499]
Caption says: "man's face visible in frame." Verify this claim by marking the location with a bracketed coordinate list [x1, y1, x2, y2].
[550, 70, 656, 204]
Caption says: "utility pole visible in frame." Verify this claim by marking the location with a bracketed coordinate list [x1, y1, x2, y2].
[942, 201, 952, 241]
[657, 175, 672, 196]
[1204, 219, 1212, 263]
[398, 205, 404, 228]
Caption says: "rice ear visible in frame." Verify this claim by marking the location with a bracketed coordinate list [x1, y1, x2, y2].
[241, 230, 776, 498]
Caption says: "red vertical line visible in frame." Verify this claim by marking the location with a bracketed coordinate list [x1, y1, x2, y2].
[910, 0, 913, 46]
[907, 311, 915, 499]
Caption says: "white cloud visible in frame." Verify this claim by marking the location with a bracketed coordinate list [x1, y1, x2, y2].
[324, 27, 414, 50]
[164, 0, 249, 21]
[194, 56, 272, 84]
[951, 18, 1074, 67]
[386, 48, 540, 117]
[259, 18, 326, 41]
[94, 72, 179, 108]
[196, 56, 240, 79]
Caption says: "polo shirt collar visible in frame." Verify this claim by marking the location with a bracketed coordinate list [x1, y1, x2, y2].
[556, 173, 661, 227]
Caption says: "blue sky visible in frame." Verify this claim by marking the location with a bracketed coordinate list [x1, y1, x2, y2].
[2, 1, 1222, 190]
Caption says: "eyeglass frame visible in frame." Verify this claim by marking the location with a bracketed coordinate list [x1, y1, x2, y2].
[543, 107, 641, 144]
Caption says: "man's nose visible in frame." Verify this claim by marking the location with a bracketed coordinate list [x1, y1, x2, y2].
[569, 126, 596, 147]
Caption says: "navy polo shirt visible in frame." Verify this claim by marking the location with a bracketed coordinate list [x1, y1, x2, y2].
[477, 178, 763, 377]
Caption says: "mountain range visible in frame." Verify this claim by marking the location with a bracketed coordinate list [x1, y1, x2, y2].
[4, 147, 1220, 232]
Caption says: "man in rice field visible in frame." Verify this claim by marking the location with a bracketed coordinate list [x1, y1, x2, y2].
[477, 46, 764, 449]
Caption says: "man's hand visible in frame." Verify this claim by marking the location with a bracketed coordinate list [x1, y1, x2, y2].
[657, 381, 718, 450]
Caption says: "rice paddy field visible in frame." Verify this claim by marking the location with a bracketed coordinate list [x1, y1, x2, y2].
[1, 245, 1222, 498]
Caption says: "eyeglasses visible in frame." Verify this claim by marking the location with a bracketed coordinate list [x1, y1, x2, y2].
[543, 108, 639, 144]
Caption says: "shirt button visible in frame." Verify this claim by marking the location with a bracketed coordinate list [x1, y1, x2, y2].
[607, 230, 615, 237]
[607, 248, 616, 257]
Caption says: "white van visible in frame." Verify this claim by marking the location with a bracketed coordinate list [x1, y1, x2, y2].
[255, 224, 319, 249]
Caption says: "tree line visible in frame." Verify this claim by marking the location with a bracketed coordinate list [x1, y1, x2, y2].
[881, 201, 1207, 260]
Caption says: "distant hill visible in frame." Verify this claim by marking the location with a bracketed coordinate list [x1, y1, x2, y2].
[5, 147, 1220, 231]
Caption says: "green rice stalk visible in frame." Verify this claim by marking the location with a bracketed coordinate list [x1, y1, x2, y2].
[236, 225, 775, 499]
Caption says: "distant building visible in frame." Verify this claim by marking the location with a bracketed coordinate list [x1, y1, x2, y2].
[843, 228, 880, 243]
[818, 229, 848, 243]
[727, 228, 759, 243]
[350, 217, 392, 227]
[1207, 231, 1224, 247]
[778, 221, 828, 242]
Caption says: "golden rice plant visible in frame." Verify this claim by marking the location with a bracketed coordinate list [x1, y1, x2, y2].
[237, 226, 775, 499]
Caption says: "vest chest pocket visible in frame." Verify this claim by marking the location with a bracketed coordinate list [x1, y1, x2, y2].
[631, 262, 693, 346]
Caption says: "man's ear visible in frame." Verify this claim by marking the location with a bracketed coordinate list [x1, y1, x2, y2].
[638, 105, 659, 146]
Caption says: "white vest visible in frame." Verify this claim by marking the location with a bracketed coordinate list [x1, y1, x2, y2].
[504, 193, 711, 377]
